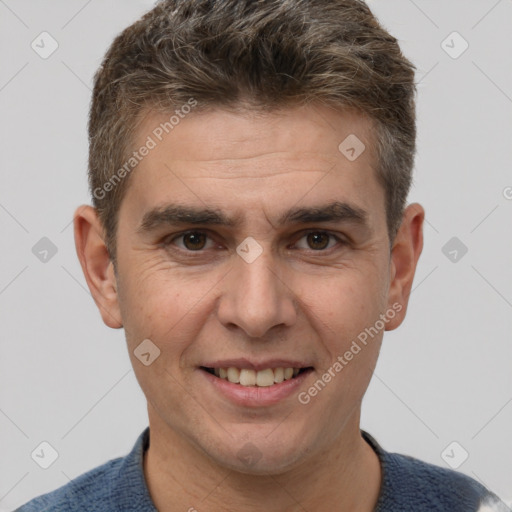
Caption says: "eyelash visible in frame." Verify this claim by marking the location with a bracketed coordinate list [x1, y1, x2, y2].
[162, 230, 347, 256]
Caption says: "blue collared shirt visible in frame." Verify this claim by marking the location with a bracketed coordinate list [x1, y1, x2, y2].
[15, 427, 505, 511]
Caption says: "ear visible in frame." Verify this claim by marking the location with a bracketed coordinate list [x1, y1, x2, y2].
[385, 203, 424, 331]
[73, 205, 123, 329]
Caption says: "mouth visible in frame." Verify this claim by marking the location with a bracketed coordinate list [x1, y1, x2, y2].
[200, 366, 314, 387]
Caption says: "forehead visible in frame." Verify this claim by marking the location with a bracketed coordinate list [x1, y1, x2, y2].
[120, 104, 385, 232]
[134, 103, 375, 168]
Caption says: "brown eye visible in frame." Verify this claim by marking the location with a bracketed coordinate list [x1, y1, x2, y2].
[293, 231, 343, 253]
[306, 232, 331, 250]
[162, 230, 218, 257]
[181, 232, 208, 250]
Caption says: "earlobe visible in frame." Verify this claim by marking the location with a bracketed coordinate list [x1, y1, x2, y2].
[385, 203, 425, 331]
[73, 205, 123, 329]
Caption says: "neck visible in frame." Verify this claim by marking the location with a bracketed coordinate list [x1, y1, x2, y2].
[143, 409, 381, 512]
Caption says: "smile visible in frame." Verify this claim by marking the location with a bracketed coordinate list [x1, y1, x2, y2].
[201, 366, 313, 387]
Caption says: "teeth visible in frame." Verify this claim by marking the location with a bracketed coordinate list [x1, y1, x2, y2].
[256, 368, 275, 387]
[227, 367, 240, 383]
[273, 367, 284, 383]
[239, 369, 256, 386]
[210, 366, 304, 387]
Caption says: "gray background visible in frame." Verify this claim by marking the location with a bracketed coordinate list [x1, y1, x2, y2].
[1, 0, 511, 509]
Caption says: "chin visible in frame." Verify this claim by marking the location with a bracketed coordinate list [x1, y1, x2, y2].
[203, 431, 311, 476]
[219, 448, 305, 476]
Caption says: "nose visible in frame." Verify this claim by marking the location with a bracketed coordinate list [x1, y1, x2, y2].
[216, 244, 297, 339]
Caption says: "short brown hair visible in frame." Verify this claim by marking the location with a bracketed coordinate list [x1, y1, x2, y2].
[88, 0, 416, 263]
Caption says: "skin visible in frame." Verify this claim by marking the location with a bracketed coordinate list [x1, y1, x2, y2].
[74, 103, 424, 511]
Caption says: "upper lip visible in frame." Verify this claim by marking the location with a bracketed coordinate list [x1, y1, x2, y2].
[200, 358, 312, 372]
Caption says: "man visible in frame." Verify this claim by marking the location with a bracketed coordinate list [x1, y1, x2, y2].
[16, 0, 507, 510]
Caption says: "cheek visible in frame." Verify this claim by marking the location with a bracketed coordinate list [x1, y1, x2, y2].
[302, 274, 387, 410]
[118, 260, 220, 354]
[314, 263, 388, 339]
[309, 278, 385, 409]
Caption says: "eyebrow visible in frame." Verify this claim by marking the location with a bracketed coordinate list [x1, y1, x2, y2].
[138, 201, 369, 233]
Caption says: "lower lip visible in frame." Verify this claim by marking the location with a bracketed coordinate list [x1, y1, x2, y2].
[199, 368, 313, 407]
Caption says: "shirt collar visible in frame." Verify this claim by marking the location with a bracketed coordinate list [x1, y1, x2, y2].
[123, 427, 388, 510]
[110, 426, 157, 510]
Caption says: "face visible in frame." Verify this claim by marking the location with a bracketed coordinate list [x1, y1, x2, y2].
[77, 103, 423, 474]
